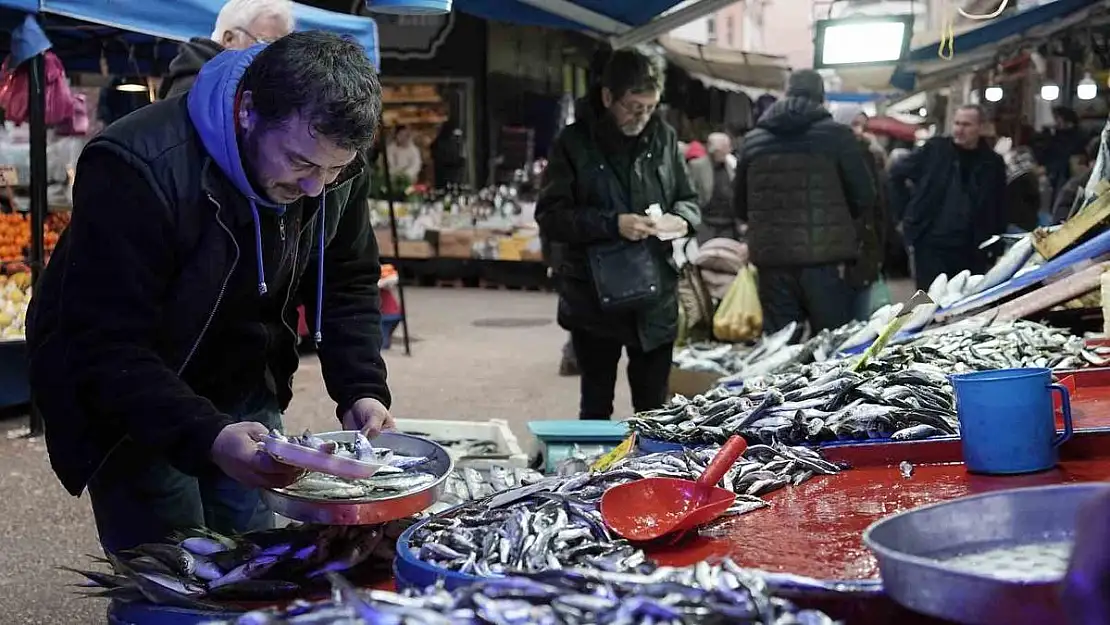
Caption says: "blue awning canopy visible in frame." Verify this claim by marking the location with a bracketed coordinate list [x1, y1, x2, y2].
[453, 0, 690, 33]
[0, 0, 379, 72]
[891, 0, 1107, 91]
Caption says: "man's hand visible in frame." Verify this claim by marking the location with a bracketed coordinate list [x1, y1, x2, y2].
[341, 398, 395, 438]
[618, 214, 657, 241]
[211, 422, 304, 489]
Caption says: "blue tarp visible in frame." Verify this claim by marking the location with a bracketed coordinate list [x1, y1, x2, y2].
[454, 0, 688, 32]
[0, 0, 379, 70]
[891, 0, 1103, 91]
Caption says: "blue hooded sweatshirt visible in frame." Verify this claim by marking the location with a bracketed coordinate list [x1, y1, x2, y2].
[185, 44, 329, 344]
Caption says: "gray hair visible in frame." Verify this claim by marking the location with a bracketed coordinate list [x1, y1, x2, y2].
[211, 0, 295, 42]
[707, 132, 732, 152]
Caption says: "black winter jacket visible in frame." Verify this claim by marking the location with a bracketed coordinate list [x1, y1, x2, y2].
[535, 99, 699, 352]
[27, 97, 389, 497]
[158, 38, 223, 101]
[734, 97, 876, 268]
[888, 137, 1007, 246]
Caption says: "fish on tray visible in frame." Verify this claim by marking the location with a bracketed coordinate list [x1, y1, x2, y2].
[280, 470, 438, 500]
[204, 561, 838, 625]
[408, 443, 841, 576]
[266, 428, 381, 463]
[63, 522, 412, 606]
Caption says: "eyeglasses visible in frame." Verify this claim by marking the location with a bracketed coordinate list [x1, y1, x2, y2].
[616, 98, 657, 118]
[234, 27, 275, 44]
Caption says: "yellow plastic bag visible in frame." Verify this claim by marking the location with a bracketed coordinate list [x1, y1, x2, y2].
[713, 265, 763, 342]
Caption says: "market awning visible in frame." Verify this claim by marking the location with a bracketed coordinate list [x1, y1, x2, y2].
[453, 0, 736, 49]
[0, 0, 380, 66]
[658, 36, 789, 92]
[890, 0, 1108, 91]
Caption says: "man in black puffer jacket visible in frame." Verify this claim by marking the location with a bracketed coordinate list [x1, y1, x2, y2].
[733, 70, 876, 334]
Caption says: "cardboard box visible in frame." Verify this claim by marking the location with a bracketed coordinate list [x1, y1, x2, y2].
[437, 229, 475, 258]
[667, 366, 719, 398]
[374, 230, 432, 258]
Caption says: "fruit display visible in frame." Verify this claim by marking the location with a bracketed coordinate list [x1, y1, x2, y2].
[0, 271, 30, 340]
[0, 212, 68, 262]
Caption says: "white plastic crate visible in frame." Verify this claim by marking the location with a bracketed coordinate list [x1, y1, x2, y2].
[393, 418, 528, 469]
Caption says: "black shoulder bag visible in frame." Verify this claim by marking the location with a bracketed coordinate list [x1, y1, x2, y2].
[586, 150, 661, 312]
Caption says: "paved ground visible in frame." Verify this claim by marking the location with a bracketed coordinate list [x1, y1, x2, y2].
[0, 282, 914, 623]
[0, 287, 604, 624]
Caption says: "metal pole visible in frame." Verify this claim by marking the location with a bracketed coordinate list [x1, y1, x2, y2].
[27, 53, 47, 437]
[379, 128, 412, 356]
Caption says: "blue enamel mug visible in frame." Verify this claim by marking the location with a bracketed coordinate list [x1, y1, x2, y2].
[950, 367, 1074, 475]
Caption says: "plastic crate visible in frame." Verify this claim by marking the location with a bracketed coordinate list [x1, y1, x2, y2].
[393, 418, 528, 469]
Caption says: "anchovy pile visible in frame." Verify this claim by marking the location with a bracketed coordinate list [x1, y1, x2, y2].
[267, 428, 380, 462]
[673, 342, 747, 376]
[409, 445, 841, 576]
[443, 465, 546, 504]
[65, 523, 412, 607]
[889, 319, 1109, 371]
[280, 470, 438, 500]
[629, 364, 959, 446]
[205, 562, 838, 625]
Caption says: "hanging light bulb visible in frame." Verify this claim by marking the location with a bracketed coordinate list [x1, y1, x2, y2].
[1040, 82, 1060, 101]
[918, 107, 928, 117]
[984, 85, 1004, 102]
[1077, 73, 1098, 100]
[115, 76, 146, 93]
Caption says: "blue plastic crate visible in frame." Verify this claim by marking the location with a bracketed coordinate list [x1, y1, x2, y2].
[381, 314, 403, 350]
[394, 517, 488, 592]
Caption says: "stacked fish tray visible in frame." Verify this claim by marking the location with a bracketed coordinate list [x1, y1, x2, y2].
[643, 320, 1106, 451]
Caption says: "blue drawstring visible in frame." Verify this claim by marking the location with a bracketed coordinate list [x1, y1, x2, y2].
[314, 192, 326, 347]
[249, 194, 326, 346]
[249, 201, 268, 295]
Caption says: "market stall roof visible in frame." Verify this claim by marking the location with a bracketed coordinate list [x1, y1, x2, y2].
[890, 0, 1108, 91]
[453, 0, 737, 49]
[658, 36, 789, 92]
[0, 0, 380, 71]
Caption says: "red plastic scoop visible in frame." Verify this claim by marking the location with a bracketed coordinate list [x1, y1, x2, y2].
[600, 435, 748, 542]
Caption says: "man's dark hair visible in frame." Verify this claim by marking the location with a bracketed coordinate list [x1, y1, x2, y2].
[957, 104, 986, 123]
[1052, 106, 1080, 127]
[242, 30, 382, 151]
[601, 48, 665, 100]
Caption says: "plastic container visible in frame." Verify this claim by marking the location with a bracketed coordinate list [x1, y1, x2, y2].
[107, 600, 240, 625]
[381, 314, 403, 350]
[393, 418, 528, 469]
[394, 517, 487, 592]
[951, 367, 1074, 474]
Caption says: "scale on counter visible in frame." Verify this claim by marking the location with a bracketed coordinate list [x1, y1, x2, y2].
[527, 420, 629, 473]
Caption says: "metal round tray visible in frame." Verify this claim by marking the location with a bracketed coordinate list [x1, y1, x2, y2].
[864, 483, 1110, 625]
[262, 432, 453, 525]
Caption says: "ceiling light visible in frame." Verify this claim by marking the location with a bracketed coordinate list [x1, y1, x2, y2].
[1040, 83, 1059, 101]
[1077, 73, 1098, 100]
[984, 86, 1003, 102]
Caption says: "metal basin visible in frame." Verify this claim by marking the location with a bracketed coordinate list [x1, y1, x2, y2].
[262, 432, 452, 525]
[863, 483, 1110, 625]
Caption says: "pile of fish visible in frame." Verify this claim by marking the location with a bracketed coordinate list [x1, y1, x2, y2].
[443, 464, 546, 504]
[889, 319, 1109, 371]
[65, 523, 412, 607]
[266, 428, 381, 462]
[630, 364, 958, 446]
[673, 342, 749, 376]
[204, 562, 837, 625]
[280, 470, 439, 500]
[399, 431, 500, 458]
[408, 444, 841, 576]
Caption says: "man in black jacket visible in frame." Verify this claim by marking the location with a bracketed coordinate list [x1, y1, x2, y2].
[27, 32, 393, 553]
[888, 105, 1007, 289]
[734, 70, 876, 334]
[536, 49, 699, 420]
[158, 0, 294, 100]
